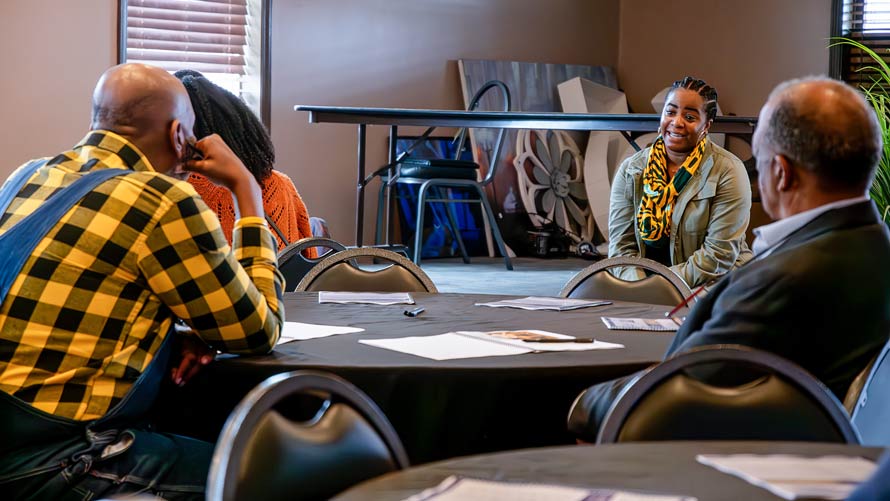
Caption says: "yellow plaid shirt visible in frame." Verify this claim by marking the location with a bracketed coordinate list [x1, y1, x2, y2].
[0, 131, 283, 420]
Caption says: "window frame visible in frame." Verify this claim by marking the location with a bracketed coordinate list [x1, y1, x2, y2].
[829, 0, 844, 79]
[116, 0, 273, 131]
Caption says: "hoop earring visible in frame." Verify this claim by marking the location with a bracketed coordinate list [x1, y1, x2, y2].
[697, 131, 708, 144]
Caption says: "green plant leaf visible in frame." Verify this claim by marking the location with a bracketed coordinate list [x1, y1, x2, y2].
[831, 37, 890, 225]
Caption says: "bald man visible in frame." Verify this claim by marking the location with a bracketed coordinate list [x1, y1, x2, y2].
[0, 64, 283, 499]
[568, 77, 890, 442]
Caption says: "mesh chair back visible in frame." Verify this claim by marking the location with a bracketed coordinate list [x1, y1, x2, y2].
[560, 256, 691, 306]
[278, 237, 347, 292]
[597, 345, 860, 444]
[206, 370, 409, 501]
[850, 341, 890, 446]
[295, 247, 437, 293]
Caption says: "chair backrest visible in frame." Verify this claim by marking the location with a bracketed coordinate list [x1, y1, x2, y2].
[455, 80, 511, 185]
[278, 237, 347, 292]
[597, 345, 860, 444]
[850, 341, 890, 446]
[295, 247, 437, 293]
[206, 370, 409, 501]
[844, 352, 879, 414]
[559, 256, 691, 306]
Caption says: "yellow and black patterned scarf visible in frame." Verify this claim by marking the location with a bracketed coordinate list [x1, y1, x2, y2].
[636, 136, 707, 245]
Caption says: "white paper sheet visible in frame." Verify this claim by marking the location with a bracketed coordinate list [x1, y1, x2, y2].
[360, 333, 532, 361]
[359, 331, 624, 360]
[277, 322, 365, 344]
[317, 291, 414, 305]
[476, 296, 611, 311]
[458, 330, 624, 352]
[696, 454, 877, 500]
[402, 476, 695, 501]
[601, 317, 681, 332]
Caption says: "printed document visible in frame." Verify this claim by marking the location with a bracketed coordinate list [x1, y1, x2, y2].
[277, 322, 365, 344]
[359, 330, 623, 361]
[602, 317, 681, 332]
[476, 296, 612, 311]
[318, 291, 415, 305]
[696, 454, 877, 500]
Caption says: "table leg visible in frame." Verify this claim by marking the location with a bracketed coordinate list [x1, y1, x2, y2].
[384, 125, 398, 244]
[355, 123, 367, 246]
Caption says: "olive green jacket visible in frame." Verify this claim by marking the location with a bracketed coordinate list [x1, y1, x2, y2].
[608, 141, 753, 288]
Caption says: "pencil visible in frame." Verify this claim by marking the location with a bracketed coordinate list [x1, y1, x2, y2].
[664, 283, 708, 318]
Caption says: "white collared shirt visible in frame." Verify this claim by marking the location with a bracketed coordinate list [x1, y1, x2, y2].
[751, 196, 869, 258]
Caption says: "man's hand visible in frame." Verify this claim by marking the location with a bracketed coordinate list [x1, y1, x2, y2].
[171, 323, 216, 386]
[184, 134, 252, 190]
[185, 134, 263, 219]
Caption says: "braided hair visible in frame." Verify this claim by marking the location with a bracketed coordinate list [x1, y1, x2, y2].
[670, 76, 719, 121]
[174, 69, 274, 184]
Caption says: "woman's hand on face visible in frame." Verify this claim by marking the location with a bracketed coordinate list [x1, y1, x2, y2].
[185, 134, 258, 192]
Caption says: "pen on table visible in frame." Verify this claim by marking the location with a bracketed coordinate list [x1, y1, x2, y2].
[404, 307, 425, 317]
[522, 338, 595, 343]
[664, 283, 709, 318]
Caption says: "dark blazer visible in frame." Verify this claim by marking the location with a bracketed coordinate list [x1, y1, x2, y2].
[568, 200, 890, 441]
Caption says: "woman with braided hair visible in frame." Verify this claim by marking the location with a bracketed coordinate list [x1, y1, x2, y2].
[608, 76, 752, 287]
[174, 70, 316, 256]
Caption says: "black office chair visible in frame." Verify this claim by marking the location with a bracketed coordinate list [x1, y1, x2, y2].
[848, 341, 890, 446]
[278, 237, 347, 292]
[373, 80, 513, 270]
[597, 345, 860, 444]
[206, 370, 409, 501]
[559, 256, 692, 306]
[844, 352, 879, 414]
[295, 247, 437, 293]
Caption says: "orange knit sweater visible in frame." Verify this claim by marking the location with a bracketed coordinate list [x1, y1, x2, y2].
[189, 170, 316, 257]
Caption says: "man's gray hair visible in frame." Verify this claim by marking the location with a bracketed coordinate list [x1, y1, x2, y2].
[762, 76, 882, 189]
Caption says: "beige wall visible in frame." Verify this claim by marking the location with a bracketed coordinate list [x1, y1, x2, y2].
[270, 0, 621, 244]
[0, 0, 118, 176]
[617, 0, 831, 117]
[1, 0, 830, 245]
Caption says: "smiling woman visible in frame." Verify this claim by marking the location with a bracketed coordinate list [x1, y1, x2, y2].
[607, 76, 753, 288]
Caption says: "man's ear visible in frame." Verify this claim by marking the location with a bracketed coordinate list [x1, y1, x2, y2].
[168, 119, 185, 157]
[774, 154, 795, 192]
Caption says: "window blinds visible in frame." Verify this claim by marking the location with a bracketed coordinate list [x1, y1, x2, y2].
[841, 0, 890, 86]
[125, 0, 248, 75]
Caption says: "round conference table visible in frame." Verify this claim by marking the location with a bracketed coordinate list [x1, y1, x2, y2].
[334, 441, 886, 501]
[155, 292, 676, 463]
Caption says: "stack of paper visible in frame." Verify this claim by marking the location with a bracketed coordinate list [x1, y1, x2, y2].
[277, 321, 365, 344]
[602, 317, 681, 332]
[359, 330, 623, 361]
[476, 296, 611, 311]
[696, 454, 877, 500]
[317, 291, 414, 305]
[403, 476, 695, 501]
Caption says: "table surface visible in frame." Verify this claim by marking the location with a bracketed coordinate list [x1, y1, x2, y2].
[159, 292, 676, 463]
[245, 292, 673, 371]
[335, 441, 886, 501]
